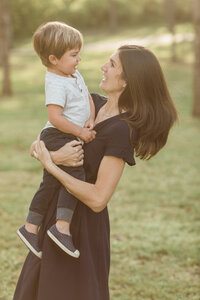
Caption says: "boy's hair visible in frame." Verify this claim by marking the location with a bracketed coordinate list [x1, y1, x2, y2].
[33, 21, 83, 67]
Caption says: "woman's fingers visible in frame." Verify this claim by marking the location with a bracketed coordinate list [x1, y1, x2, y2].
[79, 153, 84, 160]
[74, 148, 84, 160]
[35, 140, 40, 155]
[49, 139, 84, 167]
[73, 159, 84, 167]
[33, 150, 38, 159]
[69, 140, 82, 147]
[30, 140, 37, 157]
[40, 140, 46, 148]
[74, 145, 83, 153]
[35, 140, 45, 156]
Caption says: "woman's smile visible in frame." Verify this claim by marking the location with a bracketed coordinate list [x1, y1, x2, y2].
[99, 51, 126, 96]
[101, 74, 107, 82]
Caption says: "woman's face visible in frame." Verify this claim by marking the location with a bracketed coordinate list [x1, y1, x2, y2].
[100, 51, 126, 96]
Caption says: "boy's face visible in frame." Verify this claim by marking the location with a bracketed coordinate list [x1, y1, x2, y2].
[49, 48, 81, 77]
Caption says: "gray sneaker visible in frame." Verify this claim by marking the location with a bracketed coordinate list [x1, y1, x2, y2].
[17, 225, 42, 259]
[47, 224, 80, 258]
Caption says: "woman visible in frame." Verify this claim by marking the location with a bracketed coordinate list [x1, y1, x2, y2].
[14, 45, 177, 300]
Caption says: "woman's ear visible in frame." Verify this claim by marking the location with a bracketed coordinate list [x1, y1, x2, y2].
[122, 82, 127, 88]
[49, 54, 58, 66]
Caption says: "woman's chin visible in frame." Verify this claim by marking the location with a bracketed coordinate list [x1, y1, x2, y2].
[99, 81, 106, 92]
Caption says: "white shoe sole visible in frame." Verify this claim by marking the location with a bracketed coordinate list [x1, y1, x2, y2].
[17, 229, 42, 259]
[47, 230, 80, 258]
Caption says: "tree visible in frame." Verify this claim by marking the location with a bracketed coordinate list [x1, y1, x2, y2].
[164, 0, 177, 62]
[108, 0, 118, 32]
[193, 0, 200, 117]
[0, 0, 12, 96]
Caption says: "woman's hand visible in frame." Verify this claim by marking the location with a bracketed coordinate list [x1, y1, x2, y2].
[30, 136, 84, 167]
[34, 139, 54, 171]
[50, 140, 84, 167]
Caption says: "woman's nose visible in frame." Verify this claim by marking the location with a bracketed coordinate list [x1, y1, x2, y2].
[101, 63, 107, 71]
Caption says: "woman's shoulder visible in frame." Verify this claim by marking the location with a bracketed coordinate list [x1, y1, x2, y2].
[104, 115, 136, 166]
[90, 93, 107, 112]
[109, 114, 134, 136]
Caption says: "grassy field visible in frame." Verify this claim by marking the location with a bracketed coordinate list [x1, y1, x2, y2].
[0, 25, 200, 300]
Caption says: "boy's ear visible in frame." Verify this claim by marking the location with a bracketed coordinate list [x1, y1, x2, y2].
[49, 54, 58, 66]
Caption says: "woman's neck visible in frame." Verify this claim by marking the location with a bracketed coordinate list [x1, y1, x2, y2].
[103, 95, 120, 116]
[95, 95, 124, 126]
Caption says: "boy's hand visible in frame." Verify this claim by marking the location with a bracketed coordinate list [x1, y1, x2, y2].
[79, 127, 96, 143]
[84, 119, 95, 130]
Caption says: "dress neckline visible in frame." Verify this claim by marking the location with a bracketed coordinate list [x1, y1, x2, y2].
[94, 111, 128, 128]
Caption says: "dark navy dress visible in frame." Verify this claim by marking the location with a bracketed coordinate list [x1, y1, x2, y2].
[13, 94, 136, 300]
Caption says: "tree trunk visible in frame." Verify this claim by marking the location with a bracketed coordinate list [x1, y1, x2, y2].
[164, 0, 177, 62]
[193, 0, 200, 117]
[108, 0, 117, 33]
[0, 0, 12, 97]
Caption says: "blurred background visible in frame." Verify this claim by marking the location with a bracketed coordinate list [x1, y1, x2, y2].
[0, 0, 200, 299]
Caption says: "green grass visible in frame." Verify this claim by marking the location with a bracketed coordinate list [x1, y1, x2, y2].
[0, 25, 200, 299]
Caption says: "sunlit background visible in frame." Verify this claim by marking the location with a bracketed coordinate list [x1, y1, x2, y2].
[0, 1, 200, 299]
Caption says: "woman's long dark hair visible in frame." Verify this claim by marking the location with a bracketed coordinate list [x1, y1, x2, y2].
[118, 45, 178, 160]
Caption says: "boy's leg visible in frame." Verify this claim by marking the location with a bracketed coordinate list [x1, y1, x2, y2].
[17, 128, 64, 257]
[47, 165, 85, 258]
[56, 165, 85, 224]
[17, 169, 60, 259]
[26, 128, 69, 227]
[26, 169, 61, 226]
[20, 127, 82, 257]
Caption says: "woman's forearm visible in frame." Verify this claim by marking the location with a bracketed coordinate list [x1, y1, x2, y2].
[45, 162, 105, 212]
[35, 140, 125, 212]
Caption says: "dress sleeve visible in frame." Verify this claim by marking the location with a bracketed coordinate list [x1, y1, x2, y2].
[104, 122, 136, 166]
[90, 93, 107, 116]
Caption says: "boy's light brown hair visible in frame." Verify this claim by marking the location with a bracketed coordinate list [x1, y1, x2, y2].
[33, 21, 83, 67]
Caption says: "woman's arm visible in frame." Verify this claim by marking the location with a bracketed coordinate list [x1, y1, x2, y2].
[30, 139, 84, 167]
[35, 140, 125, 212]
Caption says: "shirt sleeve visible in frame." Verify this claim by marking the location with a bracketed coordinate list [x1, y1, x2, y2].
[45, 77, 67, 108]
[104, 121, 136, 166]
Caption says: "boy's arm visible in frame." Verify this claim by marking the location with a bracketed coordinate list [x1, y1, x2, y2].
[88, 93, 95, 122]
[47, 104, 96, 143]
[84, 93, 95, 129]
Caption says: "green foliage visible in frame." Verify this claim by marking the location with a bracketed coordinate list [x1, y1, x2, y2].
[10, 0, 192, 40]
[11, 0, 68, 39]
[176, 0, 192, 22]
[67, 0, 109, 27]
